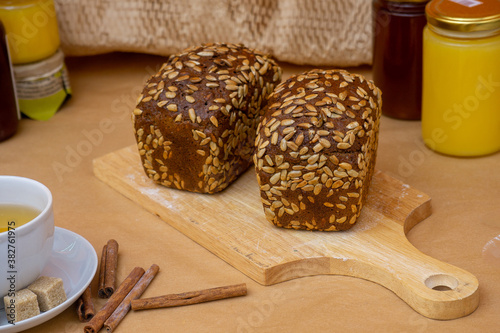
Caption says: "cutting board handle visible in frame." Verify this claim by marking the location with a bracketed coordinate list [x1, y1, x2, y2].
[268, 234, 480, 320]
[265, 205, 479, 320]
[342, 238, 480, 320]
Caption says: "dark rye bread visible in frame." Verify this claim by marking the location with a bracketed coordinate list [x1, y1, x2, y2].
[132, 43, 282, 193]
[253, 69, 382, 231]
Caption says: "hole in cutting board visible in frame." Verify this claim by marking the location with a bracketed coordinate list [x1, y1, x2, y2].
[425, 274, 458, 291]
[432, 285, 453, 291]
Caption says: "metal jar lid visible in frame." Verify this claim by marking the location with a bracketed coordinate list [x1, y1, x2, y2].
[426, 0, 500, 34]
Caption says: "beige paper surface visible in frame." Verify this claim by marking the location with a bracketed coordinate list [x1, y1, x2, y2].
[2, 53, 498, 332]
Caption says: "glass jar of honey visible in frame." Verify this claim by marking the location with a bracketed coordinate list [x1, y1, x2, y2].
[0, 0, 70, 121]
[0, 0, 60, 64]
[372, 0, 430, 120]
[422, 0, 500, 156]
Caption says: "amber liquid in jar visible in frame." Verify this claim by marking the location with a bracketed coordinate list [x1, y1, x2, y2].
[0, 21, 18, 141]
[372, 0, 429, 120]
[421, 0, 500, 157]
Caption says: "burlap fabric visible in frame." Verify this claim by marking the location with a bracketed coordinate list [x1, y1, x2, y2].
[55, 0, 372, 66]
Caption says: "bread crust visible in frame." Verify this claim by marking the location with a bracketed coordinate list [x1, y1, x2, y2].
[133, 43, 282, 193]
[254, 69, 382, 231]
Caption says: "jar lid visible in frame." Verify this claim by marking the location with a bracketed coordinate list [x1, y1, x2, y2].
[426, 0, 500, 33]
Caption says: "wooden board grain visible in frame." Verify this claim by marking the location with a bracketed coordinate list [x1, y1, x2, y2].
[93, 145, 479, 320]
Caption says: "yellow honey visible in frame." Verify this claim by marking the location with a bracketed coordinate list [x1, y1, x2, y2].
[421, 0, 500, 156]
[0, 0, 60, 64]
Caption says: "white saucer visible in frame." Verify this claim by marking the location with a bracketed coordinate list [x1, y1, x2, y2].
[0, 227, 98, 332]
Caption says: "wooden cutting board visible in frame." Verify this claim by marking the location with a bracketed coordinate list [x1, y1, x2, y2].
[93, 145, 479, 320]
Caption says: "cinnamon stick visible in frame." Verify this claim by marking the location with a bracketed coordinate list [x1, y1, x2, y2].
[76, 285, 95, 322]
[104, 264, 160, 332]
[98, 239, 119, 298]
[97, 244, 107, 298]
[131, 283, 247, 311]
[84, 266, 145, 333]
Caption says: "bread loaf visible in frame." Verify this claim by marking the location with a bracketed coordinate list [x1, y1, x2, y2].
[132, 43, 282, 193]
[254, 69, 381, 231]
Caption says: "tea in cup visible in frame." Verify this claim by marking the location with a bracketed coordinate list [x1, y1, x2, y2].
[0, 176, 55, 298]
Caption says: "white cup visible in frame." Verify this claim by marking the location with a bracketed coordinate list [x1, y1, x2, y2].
[0, 176, 55, 298]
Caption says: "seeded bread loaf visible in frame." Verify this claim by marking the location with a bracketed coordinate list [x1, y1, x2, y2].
[133, 43, 282, 193]
[254, 69, 382, 231]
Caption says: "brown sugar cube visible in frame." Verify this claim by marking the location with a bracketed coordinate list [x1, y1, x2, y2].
[27, 276, 67, 311]
[3, 289, 40, 323]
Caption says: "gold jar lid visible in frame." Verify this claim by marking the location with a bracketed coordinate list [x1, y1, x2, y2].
[426, 0, 500, 33]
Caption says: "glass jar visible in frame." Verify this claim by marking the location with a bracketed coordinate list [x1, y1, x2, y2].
[421, 0, 500, 156]
[372, 0, 430, 120]
[0, 0, 60, 64]
[0, 20, 19, 142]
